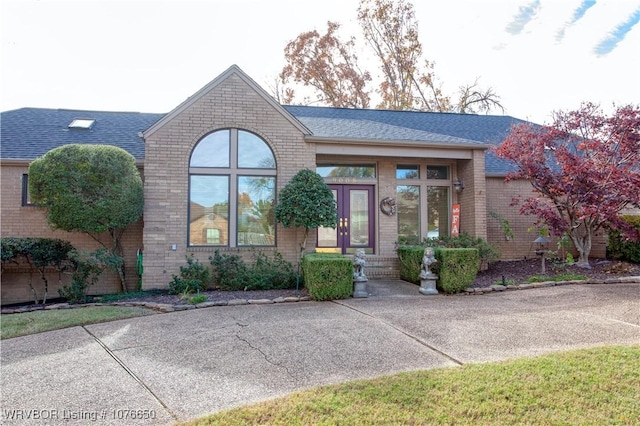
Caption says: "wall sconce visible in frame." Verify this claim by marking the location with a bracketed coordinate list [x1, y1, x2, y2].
[453, 177, 465, 194]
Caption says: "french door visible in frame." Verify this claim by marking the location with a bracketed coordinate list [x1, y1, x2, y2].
[317, 185, 375, 254]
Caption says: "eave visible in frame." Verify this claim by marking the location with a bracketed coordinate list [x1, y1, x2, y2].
[306, 136, 488, 160]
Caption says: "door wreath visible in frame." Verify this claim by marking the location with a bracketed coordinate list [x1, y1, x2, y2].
[379, 197, 397, 216]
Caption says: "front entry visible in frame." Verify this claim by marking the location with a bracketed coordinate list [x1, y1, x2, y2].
[317, 185, 375, 254]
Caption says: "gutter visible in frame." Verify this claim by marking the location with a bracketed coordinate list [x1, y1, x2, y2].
[305, 135, 489, 151]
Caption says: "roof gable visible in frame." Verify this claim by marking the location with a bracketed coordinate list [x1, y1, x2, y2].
[142, 65, 310, 138]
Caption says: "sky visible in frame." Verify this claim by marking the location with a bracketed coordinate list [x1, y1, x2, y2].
[2, 0, 639, 125]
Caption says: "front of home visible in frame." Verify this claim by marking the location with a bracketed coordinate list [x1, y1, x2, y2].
[0, 65, 608, 304]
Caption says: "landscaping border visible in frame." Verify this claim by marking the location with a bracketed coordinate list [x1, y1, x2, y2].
[1, 276, 638, 314]
[462, 276, 640, 295]
[0, 295, 311, 315]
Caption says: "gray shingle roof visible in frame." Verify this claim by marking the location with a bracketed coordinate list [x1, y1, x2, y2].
[296, 116, 485, 146]
[285, 105, 533, 175]
[1, 105, 532, 175]
[0, 108, 164, 160]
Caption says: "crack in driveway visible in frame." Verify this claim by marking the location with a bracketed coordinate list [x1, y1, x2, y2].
[234, 331, 297, 380]
[81, 326, 179, 422]
[331, 300, 465, 366]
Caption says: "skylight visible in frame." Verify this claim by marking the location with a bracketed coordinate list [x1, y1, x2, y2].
[68, 118, 95, 129]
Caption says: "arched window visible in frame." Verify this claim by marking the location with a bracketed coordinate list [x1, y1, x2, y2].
[188, 129, 276, 247]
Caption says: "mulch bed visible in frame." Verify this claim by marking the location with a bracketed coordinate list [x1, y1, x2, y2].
[118, 258, 639, 305]
[3, 259, 638, 311]
[473, 258, 640, 288]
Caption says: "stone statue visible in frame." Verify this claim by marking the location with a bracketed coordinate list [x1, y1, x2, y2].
[419, 247, 437, 279]
[352, 249, 369, 298]
[353, 249, 367, 282]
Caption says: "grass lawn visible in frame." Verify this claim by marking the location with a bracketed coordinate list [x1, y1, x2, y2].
[185, 345, 640, 426]
[1, 306, 155, 339]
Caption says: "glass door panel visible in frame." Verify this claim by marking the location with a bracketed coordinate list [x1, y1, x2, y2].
[317, 189, 340, 252]
[349, 189, 369, 248]
[317, 185, 374, 254]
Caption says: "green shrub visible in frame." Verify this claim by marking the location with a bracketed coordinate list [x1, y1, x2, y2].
[209, 250, 296, 291]
[28, 143, 143, 292]
[59, 249, 105, 304]
[209, 250, 248, 291]
[437, 248, 479, 294]
[1, 237, 76, 304]
[607, 215, 640, 264]
[275, 169, 338, 254]
[397, 246, 427, 284]
[423, 232, 499, 268]
[58, 280, 92, 304]
[241, 251, 296, 290]
[169, 254, 210, 295]
[302, 253, 353, 301]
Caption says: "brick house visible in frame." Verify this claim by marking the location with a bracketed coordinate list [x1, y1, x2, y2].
[0, 65, 607, 304]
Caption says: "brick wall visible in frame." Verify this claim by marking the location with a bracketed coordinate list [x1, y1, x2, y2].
[377, 158, 399, 256]
[485, 177, 607, 259]
[1, 164, 143, 305]
[457, 151, 488, 239]
[142, 72, 313, 290]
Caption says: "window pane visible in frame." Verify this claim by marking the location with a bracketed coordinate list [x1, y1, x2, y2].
[318, 189, 338, 247]
[350, 189, 369, 247]
[427, 186, 449, 239]
[237, 176, 275, 246]
[189, 175, 229, 246]
[316, 164, 376, 178]
[238, 131, 275, 168]
[426, 165, 449, 180]
[396, 165, 419, 179]
[190, 130, 230, 167]
[22, 174, 32, 206]
[206, 229, 220, 244]
[397, 185, 420, 245]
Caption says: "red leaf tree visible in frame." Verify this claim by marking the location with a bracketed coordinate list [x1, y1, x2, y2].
[494, 102, 640, 267]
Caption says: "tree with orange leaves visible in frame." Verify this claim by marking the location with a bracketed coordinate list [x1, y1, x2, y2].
[280, 0, 502, 113]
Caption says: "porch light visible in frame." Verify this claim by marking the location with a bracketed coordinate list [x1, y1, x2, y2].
[453, 177, 465, 194]
[534, 236, 550, 274]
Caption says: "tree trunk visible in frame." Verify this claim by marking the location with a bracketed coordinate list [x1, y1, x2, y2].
[569, 229, 592, 269]
[300, 228, 310, 260]
[37, 268, 49, 304]
[110, 230, 128, 292]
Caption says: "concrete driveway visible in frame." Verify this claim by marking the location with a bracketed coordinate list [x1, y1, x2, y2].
[1, 281, 639, 425]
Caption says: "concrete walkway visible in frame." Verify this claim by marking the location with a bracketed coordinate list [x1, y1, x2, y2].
[2, 281, 639, 425]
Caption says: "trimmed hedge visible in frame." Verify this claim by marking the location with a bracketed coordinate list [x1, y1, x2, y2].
[423, 232, 499, 270]
[397, 246, 426, 284]
[436, 248, 479, 294]
[397, 245, 479, 294]
[302, 253, 353, 301]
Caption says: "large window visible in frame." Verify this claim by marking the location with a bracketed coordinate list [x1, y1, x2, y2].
[397, 185, 420, 243]
[396, 164, 451, 244]
[189, 129, 276, 247]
